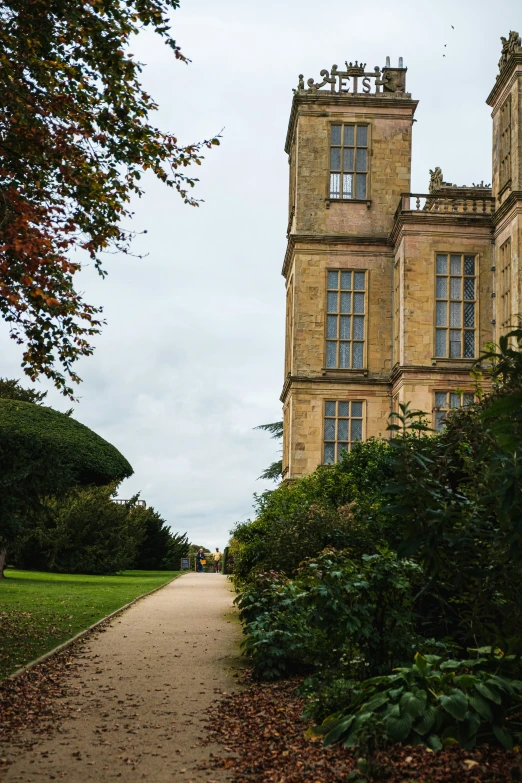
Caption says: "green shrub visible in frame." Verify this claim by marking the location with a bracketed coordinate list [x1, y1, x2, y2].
[0, 398, 133, 563]
[314, 650, 522, 751]
[0, 398, 132, 485]
[14, 484, 144, 574]
[235, 549, 422, 681]
[297, 548, 423, 677]
[231, 438, 395, 583]
[236, 570, 322, 680]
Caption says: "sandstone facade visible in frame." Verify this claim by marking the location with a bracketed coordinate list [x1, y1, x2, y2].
[281, 41, 522, 479]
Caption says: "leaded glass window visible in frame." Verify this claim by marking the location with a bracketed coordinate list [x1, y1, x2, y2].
[434, 391, 474, 431]
[330, 124, 368, 200]
[500, 96, 512, 189]
[435, 254, 476, 359]
[323, 400, 364, 463]
[499, 238, 512, 336]
[326, 270, 366, 369]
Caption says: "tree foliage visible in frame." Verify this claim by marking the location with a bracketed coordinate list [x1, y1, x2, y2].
[255, 421, 283, 482]
[230, 438, 394, 581]
[0, 398, 132, 485]
[0, 0, 219, 395]
[14, 485, 189, 575]
[0, 376, 47, 404]
[133, 506, 188, 570]
[14, 484, 145, 574]
[0, 397, 133, 561]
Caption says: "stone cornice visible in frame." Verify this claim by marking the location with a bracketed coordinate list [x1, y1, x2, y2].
[281, 364, 488, 402]
[280, 373, 390, 403]
[282, 233, 391, 278]
[285, 92, 419, 155]
[486, 52, 522, 108]
[389, 211, 493, 249]
[389, 363, 478, 384]
[491, 190, 522, 227]
[280, 374, 292, 403]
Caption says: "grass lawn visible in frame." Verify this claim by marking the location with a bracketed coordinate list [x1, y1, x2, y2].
[0, 568, 182, 679]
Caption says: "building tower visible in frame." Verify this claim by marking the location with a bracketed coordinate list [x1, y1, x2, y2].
[487, 31, 522, 339]
[282, 51, 498, 480]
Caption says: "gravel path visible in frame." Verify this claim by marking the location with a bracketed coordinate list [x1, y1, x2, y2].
[2, 573, 242, 783]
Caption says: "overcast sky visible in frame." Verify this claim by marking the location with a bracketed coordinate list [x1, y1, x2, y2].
[1, 0, 519, 548]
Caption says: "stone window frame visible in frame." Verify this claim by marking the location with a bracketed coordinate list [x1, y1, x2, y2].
[499, 237, 512, 337]
[324, 268, 368, 371]
[327, 121, 371, 204]
[393, 258, 400, 366]
[434, 252, 478, 361]
[433, 390, 475, 432]
[323, 399, 365, 464]
[499, 95, 512, 193]
[285, 275, 294, 376]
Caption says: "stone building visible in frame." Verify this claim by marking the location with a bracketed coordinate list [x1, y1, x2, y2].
[281, 33, 522, 480]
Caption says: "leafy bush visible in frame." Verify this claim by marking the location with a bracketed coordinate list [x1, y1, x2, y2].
[236, 549, 422, 681]
[15, 484, 145, 574]
[15, 486, 189, 575]
[384, 386, 522, 653]
[314, 650, 522, 751]
[235, 570, 318, 679]
[0, 397, 133, 564]
[232, 333, 522, 755]
[231, 439, 395, 582]
[0, 398, 133, 485]
[297, 549, 423, 677]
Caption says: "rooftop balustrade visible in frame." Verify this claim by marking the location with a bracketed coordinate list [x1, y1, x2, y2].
[395, 192, 495, 222]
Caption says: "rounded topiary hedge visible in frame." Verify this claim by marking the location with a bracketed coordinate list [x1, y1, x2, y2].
[0, 398, 133, 485]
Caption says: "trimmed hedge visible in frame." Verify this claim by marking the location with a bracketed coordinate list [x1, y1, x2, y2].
[0, 399, 133, 484]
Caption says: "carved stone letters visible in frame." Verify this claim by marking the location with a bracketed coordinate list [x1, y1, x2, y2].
[296, 58, 407, 96]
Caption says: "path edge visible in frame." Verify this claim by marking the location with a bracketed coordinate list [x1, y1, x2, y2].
[6, 572, 185, 681]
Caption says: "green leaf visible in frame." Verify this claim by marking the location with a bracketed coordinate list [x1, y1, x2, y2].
[414, 652, 430, 674]
[324, 716, 354, 747]
[439, 659, 462, 671]
[360, 694, 389, 714]
[388, 686, 404, 701]
[385, 711, 413, 742]
[414, 705, 437, 736]
[468, 693, 493, 722]
[486, 675, 514, 695]
[426, 734, 442, 751]
[475, 681, 502, 705]
[344, 727, 364, 748]
[400, 690, 427, 718]
[453, 674, 477, 689]
[460, 710, 481, 741]
[439, 691, 468, 721]
[506, 679, 522, 692]
[492, 725, 514, 750]
[362, 675, 395, 687]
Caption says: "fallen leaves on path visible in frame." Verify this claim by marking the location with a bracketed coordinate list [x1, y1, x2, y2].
[0, 645, 82, 752]
[205, 672, 522, 782]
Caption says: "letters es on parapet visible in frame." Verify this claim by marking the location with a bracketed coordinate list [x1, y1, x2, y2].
[295, 58, 407, 97]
